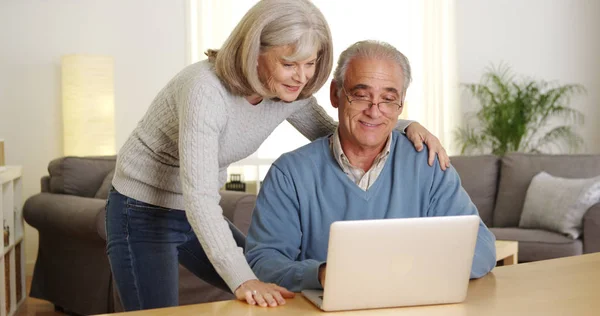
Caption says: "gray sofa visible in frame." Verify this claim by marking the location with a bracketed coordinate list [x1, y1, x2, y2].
[23, 153, 600, 314]
[451, 153, 600, 262]
[23, 156, 257, 315]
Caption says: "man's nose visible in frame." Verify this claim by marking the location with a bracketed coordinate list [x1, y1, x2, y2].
[364, 102, 383, 118]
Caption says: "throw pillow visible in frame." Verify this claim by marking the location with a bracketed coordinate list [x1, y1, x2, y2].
[519, 171, 600, 239]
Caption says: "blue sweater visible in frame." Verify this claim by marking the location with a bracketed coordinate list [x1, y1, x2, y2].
[245, 131, 496, 292]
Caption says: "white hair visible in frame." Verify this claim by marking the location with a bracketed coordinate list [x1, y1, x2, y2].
[209, 0, 333, 99]
[333, 40, 412, 94]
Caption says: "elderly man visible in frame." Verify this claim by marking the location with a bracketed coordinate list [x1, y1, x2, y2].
[245, 40, 496, 293]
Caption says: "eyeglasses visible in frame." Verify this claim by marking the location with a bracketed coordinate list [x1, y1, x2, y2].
[342, 87, 403, 115]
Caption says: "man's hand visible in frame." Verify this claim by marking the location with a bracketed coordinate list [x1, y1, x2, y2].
[405, 122, 450, 170]
[234, 279, 295, 307]
[318, 264, 327, 287]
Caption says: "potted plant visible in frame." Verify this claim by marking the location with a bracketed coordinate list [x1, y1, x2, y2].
[455, 65, 586, 156]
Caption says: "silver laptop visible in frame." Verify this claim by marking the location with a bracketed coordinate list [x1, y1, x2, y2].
[302, 215, 480, 311]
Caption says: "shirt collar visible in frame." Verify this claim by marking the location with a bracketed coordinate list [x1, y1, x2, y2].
[330, 127, 393, 170]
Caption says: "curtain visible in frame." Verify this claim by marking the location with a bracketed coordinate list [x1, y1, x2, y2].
[186, 0, 256, 64]
[421, 0, 460, 154]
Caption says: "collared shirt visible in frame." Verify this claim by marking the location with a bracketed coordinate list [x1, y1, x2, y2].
[329, 128, 393, 191]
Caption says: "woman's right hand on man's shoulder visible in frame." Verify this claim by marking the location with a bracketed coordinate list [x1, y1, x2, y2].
[235, 279, 295, 307]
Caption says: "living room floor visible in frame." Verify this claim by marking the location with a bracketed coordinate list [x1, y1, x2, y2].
[15, 277, 65, 316]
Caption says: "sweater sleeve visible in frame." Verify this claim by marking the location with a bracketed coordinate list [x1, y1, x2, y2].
[245, 163, 323, 292]
[178, 83, 257, 292]
[426, 153, 497, 278]
[287, 96, 414, 141]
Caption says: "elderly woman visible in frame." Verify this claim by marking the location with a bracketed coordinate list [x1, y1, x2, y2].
[105, 0, 449, 311]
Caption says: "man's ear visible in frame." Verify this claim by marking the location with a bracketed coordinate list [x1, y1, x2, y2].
[330, 80, 340, 108]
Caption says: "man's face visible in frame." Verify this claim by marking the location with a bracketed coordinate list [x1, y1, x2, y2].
[330, 57, 404, 152]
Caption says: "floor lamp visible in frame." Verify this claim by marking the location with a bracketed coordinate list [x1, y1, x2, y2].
[61, 55, 115, 156]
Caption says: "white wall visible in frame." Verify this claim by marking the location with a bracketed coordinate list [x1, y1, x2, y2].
[456, 0, 600, 153]
[0, 0, 187, 273]
[1, 0, 599, 275]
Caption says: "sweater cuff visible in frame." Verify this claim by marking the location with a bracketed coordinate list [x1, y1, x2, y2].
[396, 119, 414, 134]
[301, 260, 325, 290]
[219, 255, 258, 293]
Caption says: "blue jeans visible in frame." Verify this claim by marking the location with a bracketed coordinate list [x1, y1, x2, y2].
[105, 188, 246, 311]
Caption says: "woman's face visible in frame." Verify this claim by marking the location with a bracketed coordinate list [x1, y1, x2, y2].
[257, 45, 318, 102]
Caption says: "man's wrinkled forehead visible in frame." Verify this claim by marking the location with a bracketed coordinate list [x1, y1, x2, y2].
[344, 57, 404, 92]
[348, 83, 400, 96]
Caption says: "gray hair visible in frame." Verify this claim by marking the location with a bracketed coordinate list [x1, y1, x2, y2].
[209, 0, 333, 100]
[333, 40, 412, 95]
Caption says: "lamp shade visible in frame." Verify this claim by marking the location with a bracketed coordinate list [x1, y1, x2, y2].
[61, 55, 115, 156]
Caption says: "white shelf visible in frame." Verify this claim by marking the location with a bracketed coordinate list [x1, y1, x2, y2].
[1, 166, 25, 316]
[0, 167, 21, 183]
[3, 237, 23, 256]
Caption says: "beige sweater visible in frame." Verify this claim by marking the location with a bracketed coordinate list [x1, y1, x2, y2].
[112, 60, 412, 292]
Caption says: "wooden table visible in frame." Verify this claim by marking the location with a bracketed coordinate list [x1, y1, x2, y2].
[95, 253, 600, 316]
[495, 240, 518, 265]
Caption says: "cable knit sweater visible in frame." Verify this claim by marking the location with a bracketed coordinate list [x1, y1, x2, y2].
[112, 60, 413, 292]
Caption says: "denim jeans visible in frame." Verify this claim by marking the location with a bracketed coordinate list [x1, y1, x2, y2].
[105, 188, 246, 311]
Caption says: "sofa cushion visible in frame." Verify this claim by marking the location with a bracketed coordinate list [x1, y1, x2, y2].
[493, 153, 600, 227]
[95, 170, 115, 199]
[48, 156, 117, 198]
[219, 190, 257, 235]
[519, 172, 600, 239]
[450, 155, 499, 226]
[490, 227, 583, 262]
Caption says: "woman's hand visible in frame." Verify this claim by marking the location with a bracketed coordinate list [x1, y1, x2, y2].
[405, 122, 450, 170]
[235, 279, 295, 307]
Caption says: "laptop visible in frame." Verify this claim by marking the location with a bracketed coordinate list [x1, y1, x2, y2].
[302, 215, 480, 311]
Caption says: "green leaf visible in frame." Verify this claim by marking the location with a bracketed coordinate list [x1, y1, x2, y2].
[455, 64, 585, 156]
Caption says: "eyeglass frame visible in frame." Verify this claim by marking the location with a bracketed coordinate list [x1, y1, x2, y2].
[341, 86, 404, 114]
